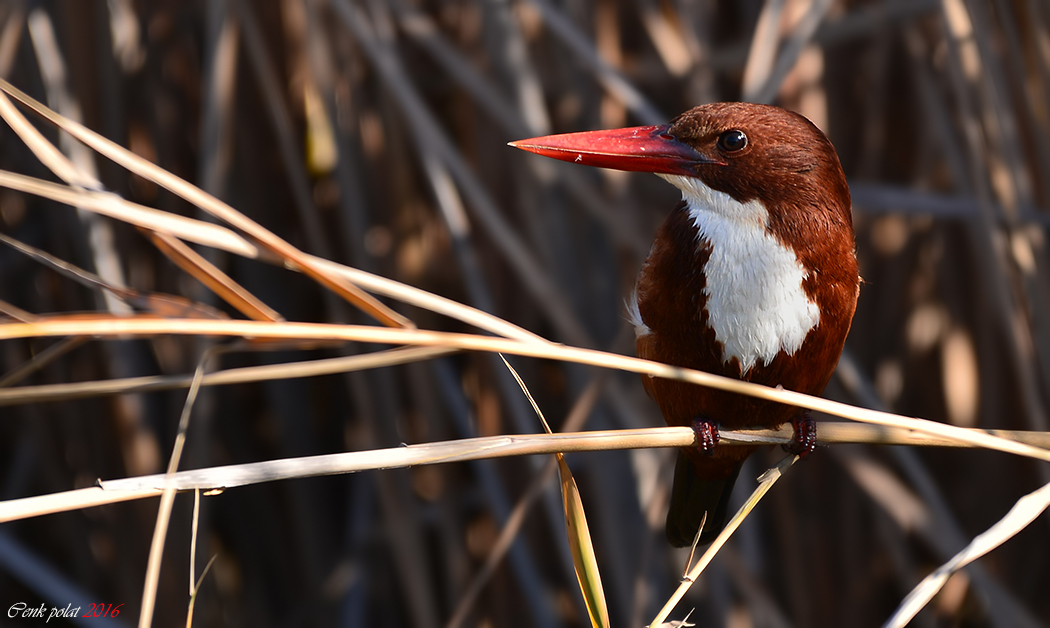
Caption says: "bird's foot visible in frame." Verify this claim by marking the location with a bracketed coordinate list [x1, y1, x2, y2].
[784, 411, 818, 458]
[691, 416, 720, 455]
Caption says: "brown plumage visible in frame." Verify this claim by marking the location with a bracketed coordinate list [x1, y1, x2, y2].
[512, 103, 860, 547]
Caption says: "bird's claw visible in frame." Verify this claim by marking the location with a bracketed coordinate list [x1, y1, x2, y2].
[691, 416, 719, 455]
[784, 412, 817, 458]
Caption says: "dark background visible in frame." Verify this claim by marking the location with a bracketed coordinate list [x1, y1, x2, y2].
[1, 0, 1049, 626]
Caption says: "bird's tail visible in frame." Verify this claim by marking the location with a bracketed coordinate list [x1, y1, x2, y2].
[665, 450, 742, 548]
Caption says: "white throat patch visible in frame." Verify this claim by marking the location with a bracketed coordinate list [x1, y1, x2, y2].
[657, 173, 820, 373]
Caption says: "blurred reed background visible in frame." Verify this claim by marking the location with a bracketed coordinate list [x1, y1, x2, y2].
[1, 0, 1049, 626]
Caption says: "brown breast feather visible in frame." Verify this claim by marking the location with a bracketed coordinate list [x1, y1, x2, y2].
[635, 201, 858, 444]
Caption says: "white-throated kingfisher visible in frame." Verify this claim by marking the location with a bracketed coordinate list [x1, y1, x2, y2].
[511, 103, 860, 546]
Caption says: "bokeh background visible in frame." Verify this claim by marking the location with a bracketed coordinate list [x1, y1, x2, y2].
[1, 0, 1050, 626]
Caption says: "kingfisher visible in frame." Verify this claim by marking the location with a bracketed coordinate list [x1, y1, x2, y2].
[512, 103, 860, 546]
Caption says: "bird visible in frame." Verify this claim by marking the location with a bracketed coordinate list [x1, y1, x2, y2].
[510, 102, 860, 547]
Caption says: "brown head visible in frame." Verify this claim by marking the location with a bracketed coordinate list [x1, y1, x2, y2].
[510, 102, 855, 274]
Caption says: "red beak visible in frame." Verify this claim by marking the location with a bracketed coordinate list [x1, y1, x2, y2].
[509, 124, 720, 176]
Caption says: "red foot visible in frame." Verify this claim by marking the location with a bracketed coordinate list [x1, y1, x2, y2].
[784, 412, 818, 458]
[691, 416, 720, 455]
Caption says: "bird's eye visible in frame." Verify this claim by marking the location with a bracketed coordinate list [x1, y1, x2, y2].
[717, 130, 747, 152]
